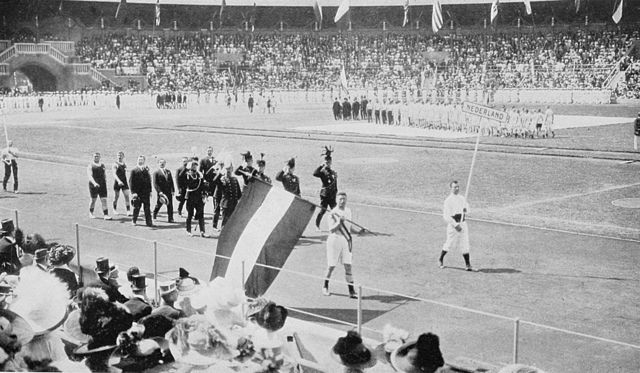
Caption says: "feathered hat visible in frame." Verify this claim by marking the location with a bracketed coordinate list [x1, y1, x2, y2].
[322, 146, 334, 161]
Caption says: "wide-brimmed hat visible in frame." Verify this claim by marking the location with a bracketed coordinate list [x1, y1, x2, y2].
[62, 309, 90, 345]
[158, 281, 177, 296]
[158, 193, 168, 206]
[246, 297, 269, 318]
[390, 334, 445, 373]
[0, 308, 35, 346]
[48, 244, 75, 266]
[176, 277, 200, 296]
[330, 330, 377, 370]
[95, 257, 118, 276]
[165, 315, 236, 366]
[0, 219, 14, 235]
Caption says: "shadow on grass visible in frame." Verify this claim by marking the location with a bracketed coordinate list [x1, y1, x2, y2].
[289, 307, 388, 327]
[478, 268, 521, 274]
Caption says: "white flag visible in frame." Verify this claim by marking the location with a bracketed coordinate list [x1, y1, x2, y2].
[490, 0, 499, 24]
[432, 0, 443, 33]
[402, 0, 409, 27]
[523, 0, 532, 15]
[340, 65, 349, 95]
[612, 0, 623, 24]
[334, 0, 349, 23]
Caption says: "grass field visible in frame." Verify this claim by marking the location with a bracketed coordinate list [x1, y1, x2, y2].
[1, 100, 639, 372]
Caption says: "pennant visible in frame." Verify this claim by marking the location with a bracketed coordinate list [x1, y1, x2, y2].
[490, 0, 499, 24]
[210, 179, 315, 298]
[35, 15, 38, 28]
[402, 0, 409, 27]
[432, 0, 443, 33]
[334, 0, 349, 23]
[115, 0, 126, 19]
[523, 0, 532, 15]
[313, 0, 323, 25]
[612, 0, 623, 24]
[340, 65, 349, 96]
[155, 0, 160, 26]
[575, 0, 581, 13]
[58, 0, 63, 13]
[249, 1, 256, 31]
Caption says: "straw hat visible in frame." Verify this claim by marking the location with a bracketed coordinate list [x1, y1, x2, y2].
[0, 308, 34, 346]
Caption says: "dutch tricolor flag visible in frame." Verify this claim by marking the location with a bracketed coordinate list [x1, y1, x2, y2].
[210, 179, 316, 298]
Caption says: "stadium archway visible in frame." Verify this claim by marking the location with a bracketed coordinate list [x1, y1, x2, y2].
[13, 63, 58, 92]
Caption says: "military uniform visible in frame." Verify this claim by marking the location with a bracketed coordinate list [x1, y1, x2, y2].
[184, 170, 206, 234]
[313, 164, 338, 228]
[212, 173, 242, 227]
[275, 170, 300, 196]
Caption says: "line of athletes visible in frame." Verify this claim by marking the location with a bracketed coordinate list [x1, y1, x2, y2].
[376, 101, 557, 138]
[86, 146, 343, 238]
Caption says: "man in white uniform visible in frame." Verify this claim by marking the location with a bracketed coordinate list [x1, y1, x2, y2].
[322, 192, 358, 299]
[438, 180, 474, 271]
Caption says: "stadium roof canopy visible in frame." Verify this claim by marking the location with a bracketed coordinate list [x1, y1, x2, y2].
[71, 0, 563, 7]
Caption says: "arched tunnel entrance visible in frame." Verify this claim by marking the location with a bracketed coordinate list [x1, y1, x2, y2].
[15, 64, 58, 92]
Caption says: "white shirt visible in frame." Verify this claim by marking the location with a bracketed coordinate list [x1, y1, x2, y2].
[329, 206, 352, 234]
[2, 146, 18, 162]
[443, 193, 469, 226]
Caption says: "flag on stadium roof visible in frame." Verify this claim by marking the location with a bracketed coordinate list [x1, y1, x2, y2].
[313, 0, 323, 26]
[574, 0, 581, 13]
[490, 0, 499, 24]
[432, 0, 443, 33]
[115, 0, 126, 19]
[58, 0, 63, 13]
[612, 0, 623, 24]
[155, 0, 160, 26]
[220, 0, 226, 26]
[402, 0, 409, 27]
[523, 0, 531, 15]
[210, 179, 315, 298]
[35, 15, 38, 28]
[334, 0, 349, 23]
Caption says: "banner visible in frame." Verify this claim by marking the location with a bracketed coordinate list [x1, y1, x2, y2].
[210, 179, 316, 298]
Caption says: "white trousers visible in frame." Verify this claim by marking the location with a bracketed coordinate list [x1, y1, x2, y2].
[442, 222, 470, 254]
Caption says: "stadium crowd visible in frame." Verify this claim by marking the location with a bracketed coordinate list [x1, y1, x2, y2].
[72, 29, 635, 94]
[0, 217, 547, 372]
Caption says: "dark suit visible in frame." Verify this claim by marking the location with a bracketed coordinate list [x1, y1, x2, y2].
[212, 173, 242, 227]
[129, 166, 153, 226]
[185, 171, 206, 233]
[124, 295, 152, 321]
[352, 100, 360, 120]
[313, 165, 338, 228]
[151, 304, 184, 320]
[175, 165, 188, 214]
[332, 100, 342, 120]
[153, 168, 175, 222]
[342, 100, 351, 120]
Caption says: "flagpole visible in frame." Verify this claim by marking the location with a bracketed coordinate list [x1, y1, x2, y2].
[462, 126, 481, 221]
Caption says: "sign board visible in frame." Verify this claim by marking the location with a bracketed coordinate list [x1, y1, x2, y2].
[462, 101, 507, 123]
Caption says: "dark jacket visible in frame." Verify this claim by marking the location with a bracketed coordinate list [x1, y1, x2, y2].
[275, 170, 300, 196]
[212, 173, 242, 208]
[123, 296, 153, 321]
[129, 166, 152, 196]
[313, 165, 337, 197]
[153, 168, 175, 195]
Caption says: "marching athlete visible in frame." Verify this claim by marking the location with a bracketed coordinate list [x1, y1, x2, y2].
[87, 152, 112, 220]
[438, 180, 474, 271]
[2, 140, 19, 194]
[112, 151, 131, 215]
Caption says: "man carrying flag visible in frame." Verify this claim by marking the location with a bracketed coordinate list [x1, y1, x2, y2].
[322, 192, 361, 299]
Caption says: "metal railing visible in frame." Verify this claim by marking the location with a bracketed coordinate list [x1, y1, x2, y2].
[0, 64, 8, 76]
[0, 46, 15, 64]
[70, 64, 91, 75]
[69, 222, 639, 372]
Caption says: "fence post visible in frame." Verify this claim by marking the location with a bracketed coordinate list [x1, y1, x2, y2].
[13, 210, 18, 229]
[513, 318, 520, 364]
[76, 223, 83, 285]
[153, 241, 158, 306]
[357, 285, 363, 335]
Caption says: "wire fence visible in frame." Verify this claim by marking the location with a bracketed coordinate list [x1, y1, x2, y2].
[2, 207, 639, 372]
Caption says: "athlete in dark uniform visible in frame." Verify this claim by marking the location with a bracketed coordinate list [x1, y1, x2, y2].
[184, 161, 207, 237]
[235, 151, 256, 186]
[112, 151, 131, 216]
[87, 152, 112, 220]
[313, 146, 338, 230]
[275, 158, 300, 196]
